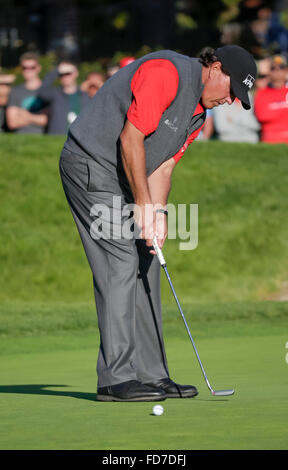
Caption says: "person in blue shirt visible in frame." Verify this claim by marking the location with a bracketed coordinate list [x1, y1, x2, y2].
[6, 52, 48, 134]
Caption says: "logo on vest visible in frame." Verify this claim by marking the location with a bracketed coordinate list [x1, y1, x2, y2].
[164, 117, 178, 132]
[242, 74, 255, 89]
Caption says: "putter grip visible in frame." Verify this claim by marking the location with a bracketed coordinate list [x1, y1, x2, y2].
[152, 236, 166, 266]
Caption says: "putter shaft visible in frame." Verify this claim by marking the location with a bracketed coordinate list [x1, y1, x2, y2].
[152, 237, 234, 397]
[164, 265, 234, 396]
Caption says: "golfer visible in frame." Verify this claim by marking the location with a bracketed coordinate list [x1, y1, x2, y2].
[59, 45, 256, 402]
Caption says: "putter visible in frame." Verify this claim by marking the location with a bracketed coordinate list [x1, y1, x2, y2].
[152, 237, 235, 397]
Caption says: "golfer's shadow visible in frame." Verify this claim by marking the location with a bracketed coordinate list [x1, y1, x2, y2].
[0, 384, 97, 402]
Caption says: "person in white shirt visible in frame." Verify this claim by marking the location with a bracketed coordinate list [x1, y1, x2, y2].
[212, 93, 260, 143]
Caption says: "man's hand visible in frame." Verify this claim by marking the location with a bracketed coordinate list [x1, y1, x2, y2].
[133, 205, 167, 255]
[133, 203, 155, 243]
[154, 211, 168, 248]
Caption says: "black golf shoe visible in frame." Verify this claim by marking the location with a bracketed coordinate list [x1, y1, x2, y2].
[97, 379, 166, 402]
[145, 377, 198, 398]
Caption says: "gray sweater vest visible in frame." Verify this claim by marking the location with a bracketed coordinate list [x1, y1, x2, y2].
[65, 50, 205, 193]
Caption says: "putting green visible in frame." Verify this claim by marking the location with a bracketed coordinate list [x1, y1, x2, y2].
[0, 312, 287, 450]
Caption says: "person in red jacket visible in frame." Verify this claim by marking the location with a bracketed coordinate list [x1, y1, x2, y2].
[254, 55, 288, 143]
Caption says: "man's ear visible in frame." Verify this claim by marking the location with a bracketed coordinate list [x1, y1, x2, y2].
[210, 61, 222, 74]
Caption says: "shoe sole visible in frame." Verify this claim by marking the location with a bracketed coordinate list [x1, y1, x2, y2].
[97, 394, 166, 402]
[164, 390, 199, 399]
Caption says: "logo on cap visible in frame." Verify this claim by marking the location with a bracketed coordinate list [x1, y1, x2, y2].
[243, 74, 255, 89]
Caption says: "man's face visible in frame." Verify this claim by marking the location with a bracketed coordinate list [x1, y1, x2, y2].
[201, 62, 235, 109]
[58, 63, 78, 86]
[269, 63, 287, 85]
[21, 60, 41, 80]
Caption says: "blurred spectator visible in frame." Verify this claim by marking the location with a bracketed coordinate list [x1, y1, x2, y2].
[196, 109, 214, 140]
[80, 72, 105, 97]
[238, 2, 288, 57]
[6, 52, 48, 134]
[255, 57, 272, 90]
[119, 56, 136, 68]
[106, 64, 120, 79]
[0, 74, 15, 132]
[212, 95, 260, 143]
[254, 54, 288, 143]
[265, 8, 288, 54]
[250, 4, 273, 52]
[238, 16, 265, 59]
[106, 57, 135, 80]
[220, 23, 242, 46]
[252, 5, 288, 55]
[37, 61, 90, 135]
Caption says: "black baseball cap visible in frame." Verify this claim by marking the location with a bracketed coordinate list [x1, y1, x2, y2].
[214, 45, 257, 110]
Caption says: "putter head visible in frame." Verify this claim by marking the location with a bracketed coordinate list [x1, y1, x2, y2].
[212, 389, 235, 396]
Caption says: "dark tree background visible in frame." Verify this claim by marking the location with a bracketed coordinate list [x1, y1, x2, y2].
[0, 0, 284, 67]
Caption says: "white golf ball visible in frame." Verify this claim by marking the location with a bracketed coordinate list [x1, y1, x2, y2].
[152, 404, 164, 416]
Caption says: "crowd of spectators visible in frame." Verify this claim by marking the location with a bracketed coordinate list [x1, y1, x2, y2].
[0, 52, 103, 136]
[0, 49, 287, 144]
[0, 52, 132, 136]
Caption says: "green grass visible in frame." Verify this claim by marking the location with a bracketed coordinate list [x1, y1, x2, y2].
[0, 300, 287, 343]
[0, 302, 287, 450]
[1, 134, 288, 304]
[0, 301, 287, 450]
[1, 135, 288, 450]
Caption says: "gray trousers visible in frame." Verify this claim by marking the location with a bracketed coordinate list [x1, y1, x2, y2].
[59, 148, 169, 388]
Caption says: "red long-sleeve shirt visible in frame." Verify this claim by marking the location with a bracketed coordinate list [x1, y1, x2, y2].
[127, 59, 205, 163]
[254, 85, 288, 143]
